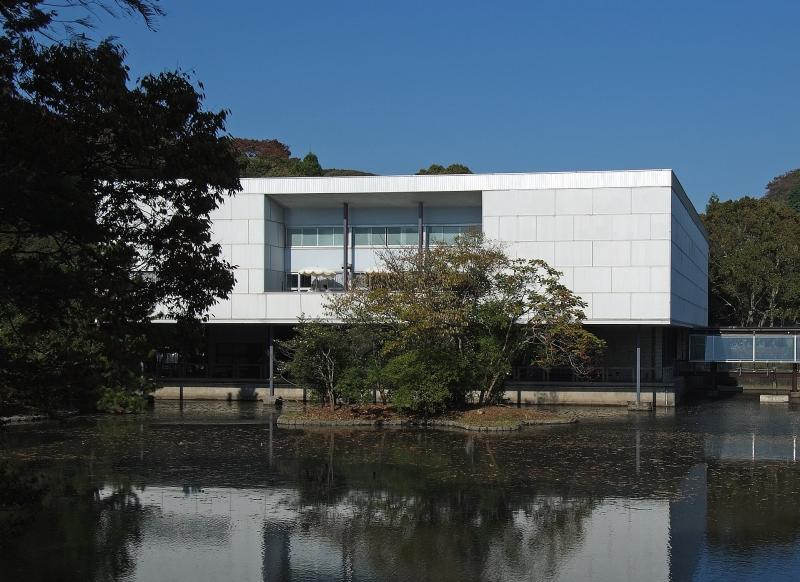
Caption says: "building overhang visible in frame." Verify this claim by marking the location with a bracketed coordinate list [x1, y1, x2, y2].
[264, 190, 481, 208]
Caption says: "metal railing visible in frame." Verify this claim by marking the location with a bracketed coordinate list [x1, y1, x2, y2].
[512, 366, 675, 384]
[690, 334, 800, 362]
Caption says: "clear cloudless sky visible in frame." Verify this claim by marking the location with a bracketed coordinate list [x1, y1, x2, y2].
[99, 0, 799, 209]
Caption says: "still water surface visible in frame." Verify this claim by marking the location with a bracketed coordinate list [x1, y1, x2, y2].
[2, 399, 800, 581]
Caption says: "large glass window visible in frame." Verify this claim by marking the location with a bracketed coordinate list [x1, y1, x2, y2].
[317, 227, 334, 246]
[287, 226, 344, 247]
[353, 227, 372, 246]
[288, 224, 477, 247]
[353, 226, 406, 246]
[755, 336, 795, 361]
[370, 227, 386, 246]
[286, 272, 313, 290]
[427, 224, 480, 246]
[387, 226, 418, 246]
[301, 227, 317, 246]
[715, 336, 754, 361]
[288, 227, 303, 246]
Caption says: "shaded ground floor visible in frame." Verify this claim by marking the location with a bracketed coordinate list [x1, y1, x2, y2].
[148, 323, 694, 407]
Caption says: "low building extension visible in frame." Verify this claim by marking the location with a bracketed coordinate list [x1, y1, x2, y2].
[153, 169, 709, 406]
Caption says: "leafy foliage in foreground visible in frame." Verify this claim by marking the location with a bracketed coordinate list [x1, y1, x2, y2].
[282, 236, 603, 413]
[0, 2, 239, 409]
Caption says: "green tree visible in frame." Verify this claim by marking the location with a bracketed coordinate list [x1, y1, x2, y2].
[703, 195, 800, 327]
[763, 168, 800, 207]
[0, 2, 240, 409]
[416, 163, 473, 175]
[327, 234, 603, 411]
[233, 137, 346, 178]
[277, 318, 355, 409]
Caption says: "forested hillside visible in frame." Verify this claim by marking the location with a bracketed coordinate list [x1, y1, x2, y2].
[233, 138, 472, 177]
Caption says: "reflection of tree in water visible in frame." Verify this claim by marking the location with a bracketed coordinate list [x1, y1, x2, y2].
[271, 430, 601, 581]
[706, 461, 800, 551]
[0, 460, 146, 582]
[481, 496, 597, 581]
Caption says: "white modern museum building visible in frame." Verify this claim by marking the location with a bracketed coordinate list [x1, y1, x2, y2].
[154, 169, 709, 406]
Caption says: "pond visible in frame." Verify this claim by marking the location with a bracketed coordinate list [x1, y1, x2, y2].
[2, 399, 800, 581]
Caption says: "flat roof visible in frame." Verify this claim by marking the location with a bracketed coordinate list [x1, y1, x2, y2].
[239, 169, 706, 239]
[240, 168, 677, 195]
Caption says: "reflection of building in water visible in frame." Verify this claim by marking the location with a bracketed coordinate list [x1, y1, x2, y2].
[97, 426, 800, 582]
[669, 434, 800, 581]
[112, 484, 675, 582]
[484, 498, 671, 582]
[668, 464, 707, 582]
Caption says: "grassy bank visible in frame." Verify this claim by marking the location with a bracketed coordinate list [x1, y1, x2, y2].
[276, 404, 576, 431]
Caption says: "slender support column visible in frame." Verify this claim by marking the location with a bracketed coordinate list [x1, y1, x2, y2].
[343, 203, 349, 290]
[418, 202, 424, 252]
[711, 361, 718, 391]
[793, 363, 798, 393]
[268, 325, 274, 396]
[636, 327, 641, 405]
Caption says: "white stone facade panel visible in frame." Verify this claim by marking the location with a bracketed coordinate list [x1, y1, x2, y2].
[555, 189, 593, 214]
[574, 215, 613, 240]
[538, 216, 574, 241]
[517, 216, 537, 241]
[231, 194, 264, 220]
[498, 216, 518, 241]
[592, 293, 631, 320]
[611, 267, 651, 292]
[555, 241, 592, 266]
[232, 269, 249, 294]
[593, 241, 631, 267]
[574, 267, 612, 293]
[248, 269, 265, 294]
[631, 240, 670, 266]
[231, 244, 264, 269]
[631, 293, 670, 319]
[231, 293, 266, 319]
[593, 188, 631, 214]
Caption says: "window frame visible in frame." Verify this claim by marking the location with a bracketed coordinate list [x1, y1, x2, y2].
[286, 225, 345, 248]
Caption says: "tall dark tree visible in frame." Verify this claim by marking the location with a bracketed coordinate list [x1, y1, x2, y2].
[703, 195, 800, 327]
[0, 1, 240, 408]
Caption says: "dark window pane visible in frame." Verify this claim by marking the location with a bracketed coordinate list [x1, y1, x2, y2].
[317, 227, 334, 246]
[301, 227, 317, 246]
[401, 226, 418, 245]
[371, 227, 386, 246]
[353, 227, 370, 246]
[288, 228, 302, 247]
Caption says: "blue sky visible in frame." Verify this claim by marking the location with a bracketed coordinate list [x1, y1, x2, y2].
[101, 0, 799, 209]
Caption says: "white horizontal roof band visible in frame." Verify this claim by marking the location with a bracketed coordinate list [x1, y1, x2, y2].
[240, 169, 675, 195]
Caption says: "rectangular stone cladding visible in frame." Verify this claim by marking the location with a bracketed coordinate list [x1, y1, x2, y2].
[482, 186, 677, 324]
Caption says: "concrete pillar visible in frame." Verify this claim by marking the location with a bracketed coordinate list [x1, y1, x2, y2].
[268, 325, 274, 396]
[636, 327, 641, 404]
[418, 202, 424, 252]
[343, 203, 349, 290]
